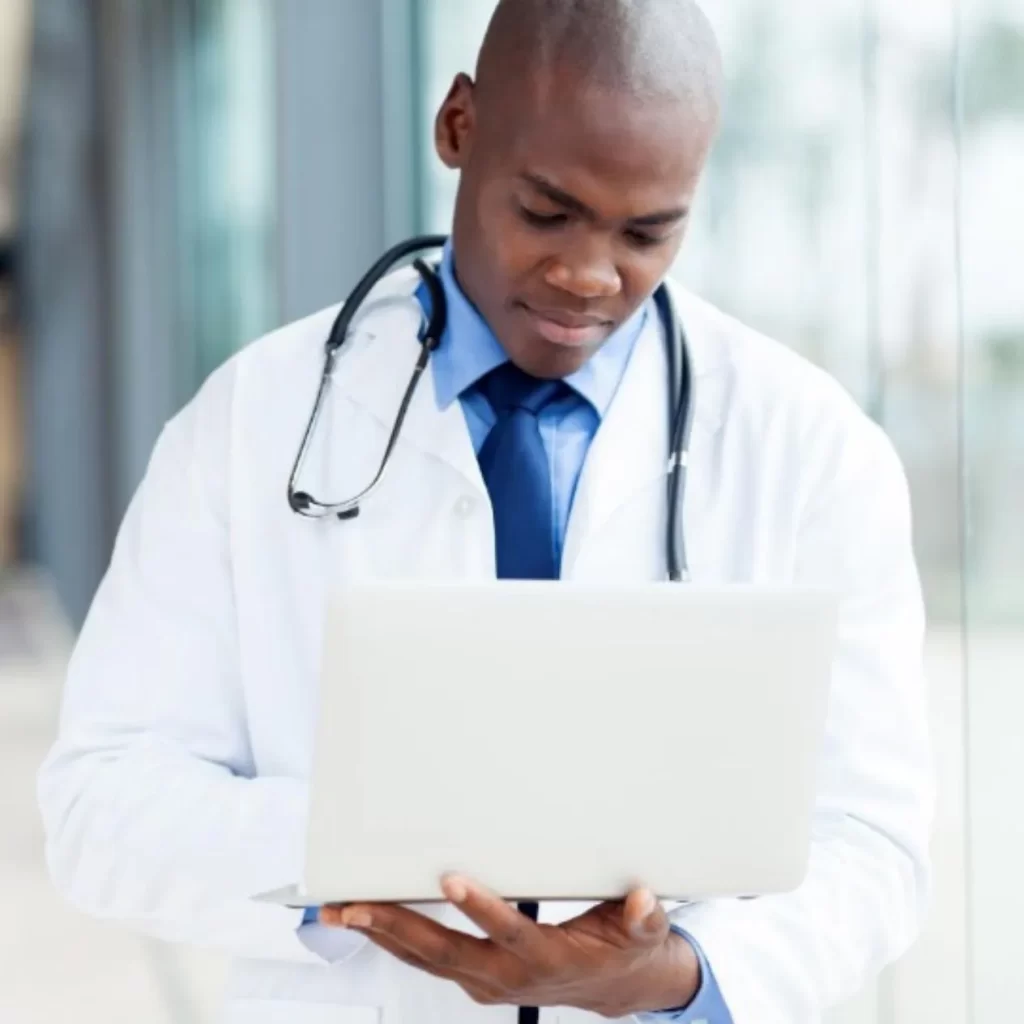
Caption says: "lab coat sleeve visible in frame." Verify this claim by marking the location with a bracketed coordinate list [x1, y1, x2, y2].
[669, 409, 935, 1023]
[36, 359, 341, 965]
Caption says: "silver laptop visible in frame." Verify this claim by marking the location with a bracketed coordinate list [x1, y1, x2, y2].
[259, 580, 837, 908]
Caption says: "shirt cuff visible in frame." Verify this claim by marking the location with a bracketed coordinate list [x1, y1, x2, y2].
[633, 927, 733, 1023]
[296, 906, 367, 964]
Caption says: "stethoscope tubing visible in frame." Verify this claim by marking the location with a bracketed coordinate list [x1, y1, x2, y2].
[287, 236, 695, 581]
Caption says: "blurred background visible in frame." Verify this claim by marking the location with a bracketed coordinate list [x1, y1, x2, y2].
[0, 1, 1020, 1022]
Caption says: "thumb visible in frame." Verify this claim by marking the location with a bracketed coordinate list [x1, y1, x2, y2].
[623, 889, 669, 945]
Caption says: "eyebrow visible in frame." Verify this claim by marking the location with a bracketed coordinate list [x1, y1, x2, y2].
[520, 173, 689, 228]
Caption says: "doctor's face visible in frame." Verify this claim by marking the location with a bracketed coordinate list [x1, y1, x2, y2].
[435, 68, 717, 378]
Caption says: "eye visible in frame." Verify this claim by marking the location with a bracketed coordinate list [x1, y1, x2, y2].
[625, 228, 665, 249]
[519, 206, 568, 229]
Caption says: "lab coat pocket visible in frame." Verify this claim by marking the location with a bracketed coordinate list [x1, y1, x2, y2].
[223, 999, 382, 1024]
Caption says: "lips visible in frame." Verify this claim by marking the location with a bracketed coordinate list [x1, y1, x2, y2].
[518, 303, 613, 348]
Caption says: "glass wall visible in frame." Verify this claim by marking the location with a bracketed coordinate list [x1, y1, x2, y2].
[4, 4, 422, 1020]
[169, 0, 278, 395]
[960, 1, 1024, 1019]
[418, 1, 1024, 1020]
[99, 0, 279, 528]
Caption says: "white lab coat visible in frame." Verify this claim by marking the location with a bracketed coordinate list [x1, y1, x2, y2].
[38, 267, 934, 1024]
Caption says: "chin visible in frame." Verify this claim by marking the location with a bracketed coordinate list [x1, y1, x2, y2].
[510, 338, 597, 380]
[498, 303, 614, 379]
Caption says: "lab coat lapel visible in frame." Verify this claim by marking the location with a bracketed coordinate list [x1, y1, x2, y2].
[560, 306, 669, 579]
[562, 281, 729, 580]
[321, 271, 732, 582]
[328, 275, 486, 498]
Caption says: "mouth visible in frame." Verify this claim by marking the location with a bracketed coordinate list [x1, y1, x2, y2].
[517, 302, 614, 348]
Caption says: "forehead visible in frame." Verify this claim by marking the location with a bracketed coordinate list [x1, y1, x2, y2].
[488, 75, 712, 213]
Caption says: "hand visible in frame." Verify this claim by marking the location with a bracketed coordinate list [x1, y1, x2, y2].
[319, 876, 700, 1016]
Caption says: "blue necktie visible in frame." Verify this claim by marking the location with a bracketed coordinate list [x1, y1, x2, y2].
[476, 363, 568, 581]
[475, 363, 566, 1024]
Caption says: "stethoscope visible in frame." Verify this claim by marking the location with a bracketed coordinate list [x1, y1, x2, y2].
[287, 235, 696, 582]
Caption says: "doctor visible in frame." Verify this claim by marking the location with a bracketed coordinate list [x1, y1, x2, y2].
[38, 1, 933, 1022]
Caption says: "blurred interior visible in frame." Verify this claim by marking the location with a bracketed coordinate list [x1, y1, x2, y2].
[0, 1, 1021, 1022]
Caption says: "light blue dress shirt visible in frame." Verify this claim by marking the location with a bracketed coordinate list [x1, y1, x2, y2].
[301, 247, 732, 1022]
[429, 243, 644, 569]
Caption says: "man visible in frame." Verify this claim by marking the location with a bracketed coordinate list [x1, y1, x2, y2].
[38, 2, 933, 1022]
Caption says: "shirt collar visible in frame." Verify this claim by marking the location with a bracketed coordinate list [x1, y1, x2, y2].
[430, 244, 508, 411]
[427, 241, 647, 418]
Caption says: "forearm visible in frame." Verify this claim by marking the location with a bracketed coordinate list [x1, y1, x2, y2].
[619, 929, 702, 1015]
[38, 734, 325, 963]
[669, 815, 930, 1023]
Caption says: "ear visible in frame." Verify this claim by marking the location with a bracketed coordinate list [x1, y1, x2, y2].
[434, 73, 476, 170]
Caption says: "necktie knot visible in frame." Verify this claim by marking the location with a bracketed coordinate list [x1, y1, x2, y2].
[475, 361, 565, 581]
[477, 362, 566, 416]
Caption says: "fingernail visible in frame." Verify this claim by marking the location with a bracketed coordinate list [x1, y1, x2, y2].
[638, 890, 657, 917]
[341, 909, 373, 929]
[444, 876, 468, 903]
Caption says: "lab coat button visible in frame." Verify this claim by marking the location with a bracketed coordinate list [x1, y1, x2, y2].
[455, 496, 476, 519]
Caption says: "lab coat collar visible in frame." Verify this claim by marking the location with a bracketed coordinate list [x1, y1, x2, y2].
[331, 267, 729, 497]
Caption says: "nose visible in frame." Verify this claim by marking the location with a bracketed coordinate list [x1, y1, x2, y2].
[543, 238, 622, 300]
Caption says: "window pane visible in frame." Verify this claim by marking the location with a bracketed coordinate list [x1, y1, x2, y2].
[172, 0, 277, 391]
[961, 3, 1024, 1019]
[419, 1, 499, 235]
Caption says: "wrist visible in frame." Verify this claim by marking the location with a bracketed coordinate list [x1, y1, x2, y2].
[625, 930, 701, 1015]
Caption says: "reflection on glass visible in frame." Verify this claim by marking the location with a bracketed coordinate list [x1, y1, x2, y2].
[960, 4, 1024, 1020]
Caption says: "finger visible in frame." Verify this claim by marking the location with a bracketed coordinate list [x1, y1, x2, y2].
[364, 929, 509, 1005]
[336, 902, 508, 981]
[319, 904, 351, 927]
[441, 875, 549, 959]
[621, 889, 670, 945]
[355, 927, 458, 979]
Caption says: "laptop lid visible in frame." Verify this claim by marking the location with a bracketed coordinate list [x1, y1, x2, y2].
[290, 581, 837, 906]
